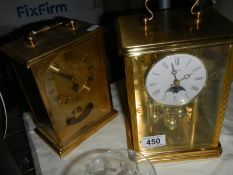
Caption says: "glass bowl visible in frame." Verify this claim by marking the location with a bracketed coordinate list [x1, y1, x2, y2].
[62, 149, 157, 175]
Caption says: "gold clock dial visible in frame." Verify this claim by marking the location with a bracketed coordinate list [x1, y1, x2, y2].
[44, 49, 92, 105]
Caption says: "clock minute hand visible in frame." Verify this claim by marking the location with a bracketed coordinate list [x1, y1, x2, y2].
[180, 73, 192, 81]
[51, 71, 73, 80]
[171, 63, 178, 80]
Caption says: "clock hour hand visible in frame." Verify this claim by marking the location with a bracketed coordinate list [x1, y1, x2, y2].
[166, 73, 192, 94]
[167, 64, 187, 93]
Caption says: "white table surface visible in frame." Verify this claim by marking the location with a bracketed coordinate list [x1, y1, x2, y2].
[23, 81, 233, 175]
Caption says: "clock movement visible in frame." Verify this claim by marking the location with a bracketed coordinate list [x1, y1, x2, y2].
[0, 19, 117, 157]
[117, 1, 233, 162]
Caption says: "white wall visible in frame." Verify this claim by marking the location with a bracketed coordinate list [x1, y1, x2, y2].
[215, 0, 233, 22]
[0, 0, 103, 36]
[102, 0, 144, 13]
[1, 0, 232, 37]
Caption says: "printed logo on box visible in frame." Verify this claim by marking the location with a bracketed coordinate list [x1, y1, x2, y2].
[16, 2, 68, 18]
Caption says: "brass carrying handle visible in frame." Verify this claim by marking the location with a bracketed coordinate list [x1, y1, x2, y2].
[143, 0, 202, 26]
[66, 102, 94, 125]
[27, 20, 76, 48]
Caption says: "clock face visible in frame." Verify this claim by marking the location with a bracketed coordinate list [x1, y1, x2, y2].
[44, 49, 93, 105]
[145, 53, 207, 106]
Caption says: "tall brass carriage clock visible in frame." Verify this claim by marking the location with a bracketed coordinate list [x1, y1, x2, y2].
[0, 19, 117, 157]
[117, 1, 233, 162]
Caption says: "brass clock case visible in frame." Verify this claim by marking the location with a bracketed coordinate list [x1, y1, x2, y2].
[117, 8, 233, 162]
[0, 19, 117, 157]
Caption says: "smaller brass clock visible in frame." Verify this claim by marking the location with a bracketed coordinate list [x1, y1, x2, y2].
[0, 19, 117, 157]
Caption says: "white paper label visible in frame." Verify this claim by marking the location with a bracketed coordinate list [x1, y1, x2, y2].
[141, 135, 166, 148]
[87, 25, 99, 32]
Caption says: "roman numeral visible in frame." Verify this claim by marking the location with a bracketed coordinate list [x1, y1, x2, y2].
[162, 62, 168, 69]
[184, 93, 189, 99]
[173, 96, 178, 103]
[186, 59, 192, 66]
[149, 83, 158, 86]
[191, 86, 199, 91]
[153, 89, 160, 96]
[192, 66, 201, 73]
[152, 72, 160, 76]
[195, 77, 204, 80]
[175, 57, 180, 65]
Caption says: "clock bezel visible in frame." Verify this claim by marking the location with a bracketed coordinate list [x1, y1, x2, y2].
[144, 53, 208, 106]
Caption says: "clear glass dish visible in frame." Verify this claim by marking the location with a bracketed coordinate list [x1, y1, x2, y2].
[62, 149, 157, 175]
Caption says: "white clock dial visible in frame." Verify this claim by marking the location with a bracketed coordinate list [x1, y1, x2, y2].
[145, 53, 207, 106]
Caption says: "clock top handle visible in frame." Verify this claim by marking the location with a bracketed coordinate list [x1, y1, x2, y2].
[191, 0, 200, 15]
[27, 20, 76, 48]
[143, 0, 154, 25]
[143, 0, 213, 26]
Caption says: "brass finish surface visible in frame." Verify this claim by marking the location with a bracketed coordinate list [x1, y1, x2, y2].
[36, 110, 117, 157]
[0, 20, 96, 68]
[26, 21, 77, 48]
[212, 45, 233, 144]
[117, 8, 233, 162]
[117, 8, 233, 57]
[1, 19, 117, 157]
[146, 143, 222, 163]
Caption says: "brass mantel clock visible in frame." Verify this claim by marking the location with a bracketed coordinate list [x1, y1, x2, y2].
[0, 19, 117, 157]
[117, 1, 233, 162]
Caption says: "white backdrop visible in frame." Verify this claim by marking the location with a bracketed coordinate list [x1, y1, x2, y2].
[215, 0, 233, 22]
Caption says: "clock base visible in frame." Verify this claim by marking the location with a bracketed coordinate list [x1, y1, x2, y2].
[35, 109, 118, 157]
[139, 143, 222, 163]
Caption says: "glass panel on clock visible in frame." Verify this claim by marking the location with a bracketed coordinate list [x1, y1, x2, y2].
[130, 44, 230, 153]
[33, 36, 113, 147]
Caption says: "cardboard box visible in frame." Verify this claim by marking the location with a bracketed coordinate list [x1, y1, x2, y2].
[0, 0, 103, 36]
